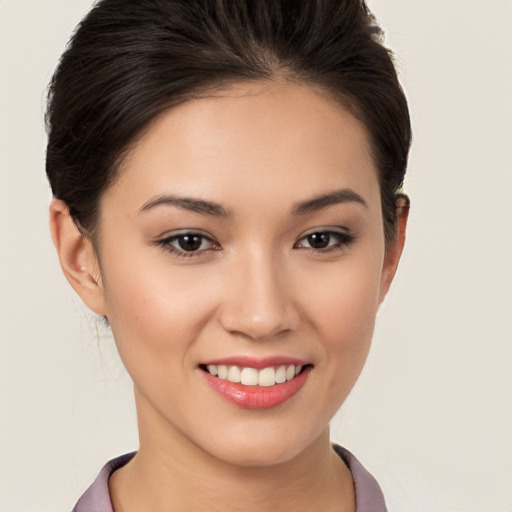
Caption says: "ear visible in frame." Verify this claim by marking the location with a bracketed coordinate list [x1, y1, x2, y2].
[49, 199, 107, 316]
[378, 194, 410, 304]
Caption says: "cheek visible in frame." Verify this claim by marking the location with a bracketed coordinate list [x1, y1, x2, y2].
[100, 260, 225, 417]
[299, 251, 384, 388]
[100, 255, 217, 369]
[307, 257, 382, 339]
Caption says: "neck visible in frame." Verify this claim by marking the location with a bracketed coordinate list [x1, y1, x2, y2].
[109, 392, 355, 512]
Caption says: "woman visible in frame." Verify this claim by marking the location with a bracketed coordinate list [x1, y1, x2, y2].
[46, 0, 411, 510]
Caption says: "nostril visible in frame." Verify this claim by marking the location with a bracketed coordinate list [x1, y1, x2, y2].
[218, 304, 300, 341]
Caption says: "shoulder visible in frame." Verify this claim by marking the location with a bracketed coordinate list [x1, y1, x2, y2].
[333, 445, 388, 512]
[72, 447, 387, 512]
[71, 452, 136, 512]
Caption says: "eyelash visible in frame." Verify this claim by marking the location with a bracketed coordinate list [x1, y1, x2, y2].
[294, 230, 356, 253]
[156, 230, 355, 258]
[156, 232, 220, 258]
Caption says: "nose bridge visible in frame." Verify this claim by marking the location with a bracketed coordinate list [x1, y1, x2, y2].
[219, 244, 298, 340]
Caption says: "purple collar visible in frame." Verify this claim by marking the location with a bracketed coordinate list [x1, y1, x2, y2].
[73, 445, 387, 512]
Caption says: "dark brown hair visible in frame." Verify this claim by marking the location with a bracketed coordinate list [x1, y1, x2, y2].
[46, 0, 411, 243]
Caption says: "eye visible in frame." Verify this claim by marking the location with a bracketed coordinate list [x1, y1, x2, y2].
[157, 232, 219, 256]
[295, 230, 355, 251]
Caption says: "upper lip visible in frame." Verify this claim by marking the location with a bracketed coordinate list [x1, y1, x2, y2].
[200, 356, 310, 369]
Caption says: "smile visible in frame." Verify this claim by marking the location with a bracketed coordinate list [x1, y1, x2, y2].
[199, 361, 312, 409]
[204, 364, 303, 387]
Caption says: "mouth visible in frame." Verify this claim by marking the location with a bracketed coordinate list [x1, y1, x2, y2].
[199, 361, 312, 409]
[200, 363, 308, 387]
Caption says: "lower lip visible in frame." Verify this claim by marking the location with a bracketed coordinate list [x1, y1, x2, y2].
[200, 367, 311, 409]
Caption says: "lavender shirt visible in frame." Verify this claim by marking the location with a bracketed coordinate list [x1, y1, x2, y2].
[72, 445, 387, 512]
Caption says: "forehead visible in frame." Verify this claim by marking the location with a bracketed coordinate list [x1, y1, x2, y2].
[105, 81, 380, 216]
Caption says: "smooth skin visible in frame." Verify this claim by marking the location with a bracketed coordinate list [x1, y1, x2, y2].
[50, 81, 408, 512]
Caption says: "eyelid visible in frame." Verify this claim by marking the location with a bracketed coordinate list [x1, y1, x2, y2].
[296, 226, 352, 243]
[298, 225, 350, 237]
[156, 229, 220, 256]
[156, 228, 214, 240]
[294, 227, 356, 251]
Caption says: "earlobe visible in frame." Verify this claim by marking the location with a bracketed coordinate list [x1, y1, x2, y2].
[49, 199, 107, 316]
[378, 194, 410, 304]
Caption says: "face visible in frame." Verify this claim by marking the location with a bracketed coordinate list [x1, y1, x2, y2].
[88, 81, 400, 467]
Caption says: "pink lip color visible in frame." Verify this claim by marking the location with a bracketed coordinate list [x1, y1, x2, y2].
[202, 356, 308, 370]
[200, 366, 311, 409]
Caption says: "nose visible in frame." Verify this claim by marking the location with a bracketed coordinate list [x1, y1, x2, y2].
[218, 249, 300, 340]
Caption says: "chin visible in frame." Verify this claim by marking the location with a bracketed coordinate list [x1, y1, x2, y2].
[195, 422, 327, 469]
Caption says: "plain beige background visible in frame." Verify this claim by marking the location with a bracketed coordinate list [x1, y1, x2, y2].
[1, 1, 511, 511]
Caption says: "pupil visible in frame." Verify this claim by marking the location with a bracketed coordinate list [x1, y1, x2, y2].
[308, 232, 330, 249]
[178, 235, 202, 251]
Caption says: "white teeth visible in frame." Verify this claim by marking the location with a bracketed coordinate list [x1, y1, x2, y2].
[275, 365, 287, 384]
[227, 365, 241, 383]
[217, 365, 228, 379]
[258, 367, 276, 387]
[205, 364, 305, 387]
[207, 365, 218, 376]
[240, 367, 258, 385]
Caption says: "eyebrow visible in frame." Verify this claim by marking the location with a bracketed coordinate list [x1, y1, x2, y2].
[139, 188, 366, 218]
[292, 188, 367, 215]
[139, 194, 231, 218]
